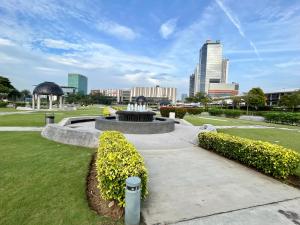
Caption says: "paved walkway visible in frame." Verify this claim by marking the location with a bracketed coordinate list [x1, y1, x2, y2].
[131, 125, 300, 225]
[0, 127, 43, 131]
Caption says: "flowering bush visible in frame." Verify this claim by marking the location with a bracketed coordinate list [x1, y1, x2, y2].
[96, 131, 148, 206]
[160, 107, 187, 119]
[198, 132, 300, 179]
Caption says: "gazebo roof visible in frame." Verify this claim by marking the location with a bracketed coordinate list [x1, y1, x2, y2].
[33, 82, 64, 96]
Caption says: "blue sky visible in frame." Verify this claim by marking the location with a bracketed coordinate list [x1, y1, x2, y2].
[0, 0, 299, 96]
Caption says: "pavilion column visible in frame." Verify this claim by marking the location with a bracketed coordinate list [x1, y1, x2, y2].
[59, 96, 63, 109]
[37, 95, 41, 110]
[32, 94, 35, 110]
[49, 94, 53, 110]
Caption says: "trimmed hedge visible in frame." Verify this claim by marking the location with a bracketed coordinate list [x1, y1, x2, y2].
[186, 107, 204, 115]
[208, 108, 223, 116]
[223, 109, 242, 118]
[263, 112, 300, 125]
[14, 102, 26, 107]
[160, 107, 187, 119]
[102, 107, 110, 116]
[207, 108, 243, 118]
[0, 101, 8, 108]
[198, 132, 300, 179]
[96, 131, 148, 206]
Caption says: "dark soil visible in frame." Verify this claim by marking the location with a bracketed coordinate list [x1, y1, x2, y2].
[86, 153, 124, 220]
[287, 175, 300, 189]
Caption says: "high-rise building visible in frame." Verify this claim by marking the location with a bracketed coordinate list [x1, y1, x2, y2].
[221, 58, 229, 83]
[199, 40, 223, 94]
[68, 73, 88, 95]
[194, 64, 200, 94]
[196, 40, 238, 98]
[189, 74, 195, 97]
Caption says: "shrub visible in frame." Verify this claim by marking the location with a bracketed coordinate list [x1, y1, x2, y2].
[96, 131, 148, 207]
[263, 112, 300, 125]
[160, 107, 187, 119]
[102, 107, 110, 116]
[186, 107, 204, 115]
[223, 109, 242, 118]
[14, 102, 26, 107]
[208, 108, 223, 116]
[0, 101, 8, 108]
[198, 132, 300, 179]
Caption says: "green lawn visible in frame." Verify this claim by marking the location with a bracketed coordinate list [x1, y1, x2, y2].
[184, 115, 300, 130]
[0, 106, 104, 126]
[0, 108, 18, 112]
[218, 128, 300, 176]
[0, 132, 121, 225]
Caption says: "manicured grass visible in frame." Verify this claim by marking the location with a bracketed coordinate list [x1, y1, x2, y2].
[184, 115, 300, 129]
[0, 106, 104, 126]
[0, 108, 18, 112]
[218, 128, 300, 176]
[0, 132, 122, 225]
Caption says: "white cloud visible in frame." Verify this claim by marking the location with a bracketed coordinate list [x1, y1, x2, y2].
[96, 20, 137, 40]
[0, 38, 15, 46]
[159, 18, 177, 39]
[276, 60, 300, 68]
[42, 39, 84, 51]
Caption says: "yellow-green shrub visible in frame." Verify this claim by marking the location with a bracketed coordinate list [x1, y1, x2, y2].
[198, 132, 300, 179]
[96, 131, 148, 206]
[102, 107, 110, 116]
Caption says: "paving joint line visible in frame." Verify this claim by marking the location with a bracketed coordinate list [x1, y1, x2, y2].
[169, 196, 300, 224]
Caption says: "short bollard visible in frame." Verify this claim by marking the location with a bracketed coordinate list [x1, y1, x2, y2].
[125, 177, 141, 225]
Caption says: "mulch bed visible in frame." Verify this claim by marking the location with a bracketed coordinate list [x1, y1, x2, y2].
[86, 153, 124, 220]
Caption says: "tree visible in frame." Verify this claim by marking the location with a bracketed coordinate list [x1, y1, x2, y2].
[279, 91, 300, 111]
[232, 96, 241, 109]
[8, 89, 21, 101]
[0, 76, 16, 100]
[245, 87, 266, 113]
[20, 89, 31, 101]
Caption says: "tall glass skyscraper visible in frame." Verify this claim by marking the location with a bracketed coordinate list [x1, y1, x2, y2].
[68, 73, 88, 95]
[199, 40, 223, 94]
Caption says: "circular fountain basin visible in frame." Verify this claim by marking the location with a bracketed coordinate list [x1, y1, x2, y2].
[95, 116, 175, 134]
[116, 110, 156, 122]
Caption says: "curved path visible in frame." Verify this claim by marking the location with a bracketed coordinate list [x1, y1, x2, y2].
[42, 120, 300, 225]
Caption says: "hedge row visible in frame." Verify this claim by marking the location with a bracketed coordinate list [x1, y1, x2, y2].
[186, 108, 204, 115]
[263, 112, 300, 125]
[0, 101, 8, 108]
[198, 132, 300, 179]
[102, 107, 111, 117]
[96, 131, 148, 206]
[208, 108, 243, 118]
[160, 107, 187, 119]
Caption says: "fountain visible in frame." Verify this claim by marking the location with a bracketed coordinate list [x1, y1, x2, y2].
[95, 96, 175, 134]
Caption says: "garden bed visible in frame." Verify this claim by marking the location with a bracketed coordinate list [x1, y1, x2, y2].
[86, 153, 124, 219]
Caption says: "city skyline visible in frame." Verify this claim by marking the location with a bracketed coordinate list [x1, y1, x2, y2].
[0, 0, 299, 96]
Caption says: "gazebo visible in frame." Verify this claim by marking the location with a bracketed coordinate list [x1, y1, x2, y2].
[32, 82, 64, 110]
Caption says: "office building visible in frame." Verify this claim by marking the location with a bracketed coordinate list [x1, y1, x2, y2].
[221, 58, 229, 83]
[90, 88, 132, 103]
[188, 40, 239, 98]
[199, 40, 223, 94]
[189, 74, 195, 97]
[68, 73, 88, 95]
[131, 86, 177, 104]
[208, 83, 239, 98]
[265, 88, 300, 106]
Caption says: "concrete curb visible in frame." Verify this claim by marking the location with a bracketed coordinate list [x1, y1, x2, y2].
[41, 124, 100, 148]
